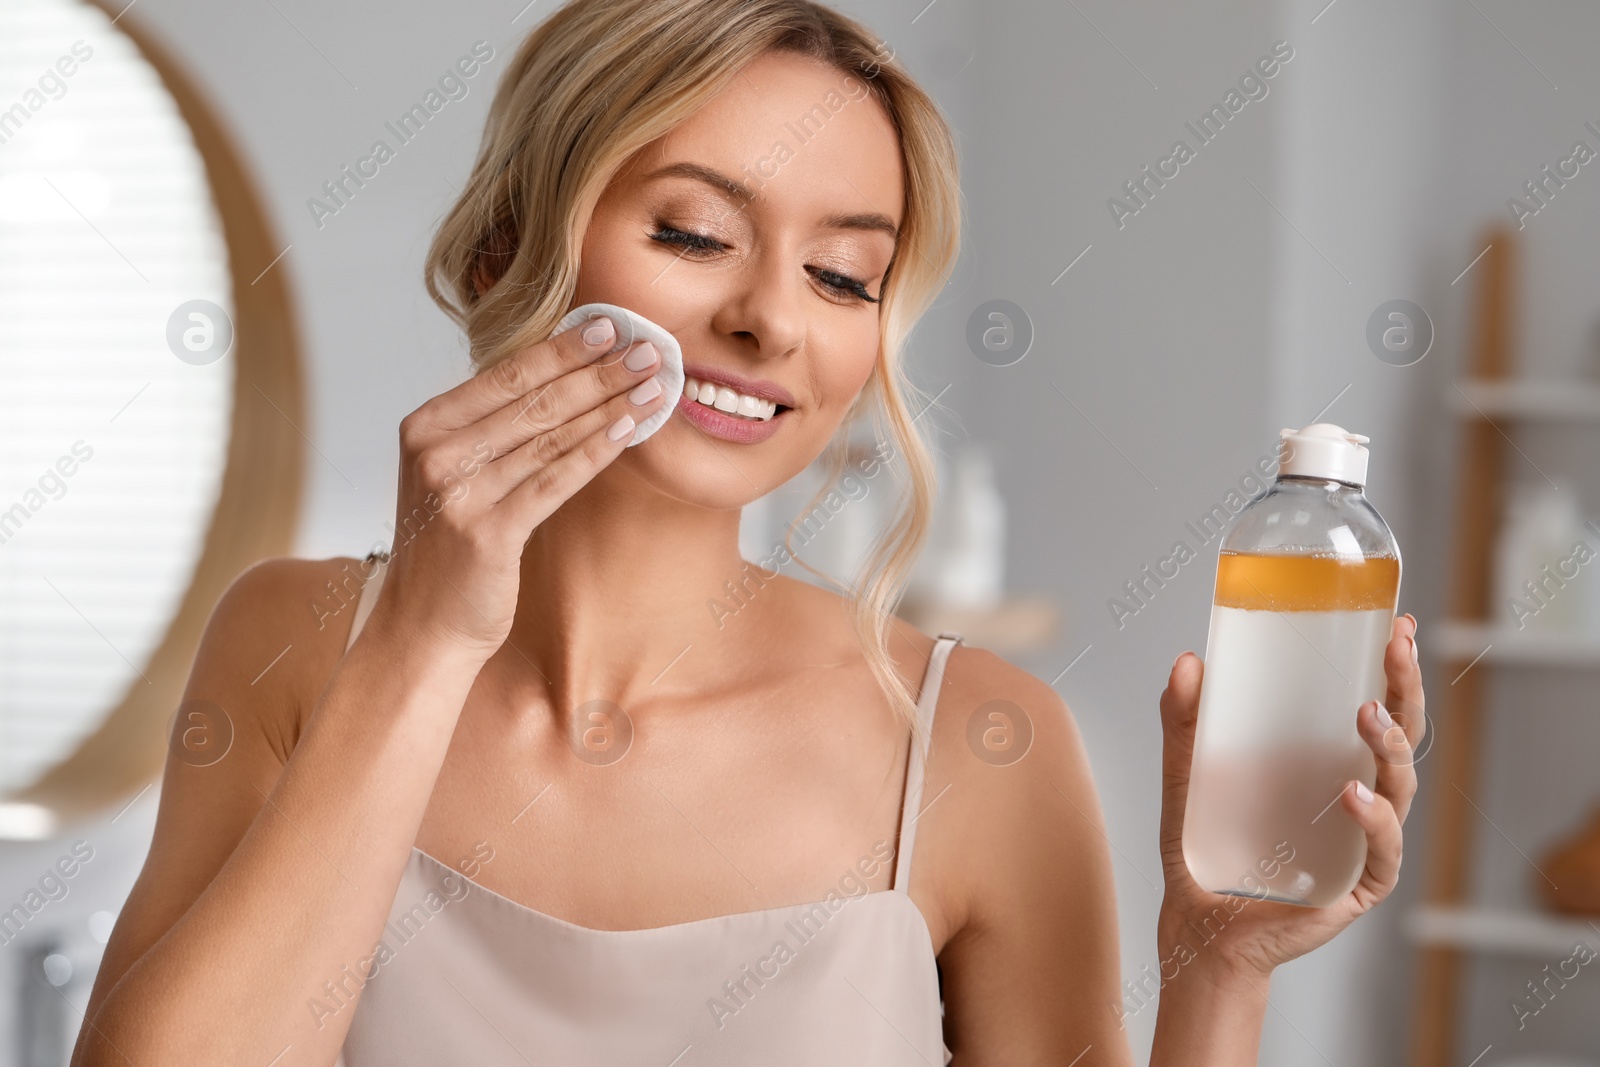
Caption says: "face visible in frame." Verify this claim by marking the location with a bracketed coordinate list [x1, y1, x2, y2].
[573, 50, 905, 510]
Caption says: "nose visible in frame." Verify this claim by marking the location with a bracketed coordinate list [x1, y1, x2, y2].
[707, 242, 807, 362]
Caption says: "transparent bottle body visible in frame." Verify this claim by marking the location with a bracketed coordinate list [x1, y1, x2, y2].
[1181, 475, 1401, 907]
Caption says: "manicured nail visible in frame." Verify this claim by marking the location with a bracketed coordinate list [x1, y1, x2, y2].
[1354, 781, 1374, 804]
[1375, 702, 1394, 729]
[606, 414, 635, 441]
[1409, 634, 1419, 665]
[628, 377, 662, 405]
[582, 317, 615, 347]
[623, 341, 659, 372]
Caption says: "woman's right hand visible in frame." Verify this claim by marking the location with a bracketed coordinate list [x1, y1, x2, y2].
[364, 312, 672, 661]
[67, 323, 668, 1064]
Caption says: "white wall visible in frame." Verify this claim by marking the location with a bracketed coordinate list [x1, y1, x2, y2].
[1257, 0, 1446, 1062]
[953, 1, 1280, 1059]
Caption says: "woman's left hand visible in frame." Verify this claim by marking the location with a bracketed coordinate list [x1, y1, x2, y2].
[1154, 612, 1425, 981]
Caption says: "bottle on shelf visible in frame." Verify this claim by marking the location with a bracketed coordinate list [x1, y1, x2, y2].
[1492, 482, 1590, 636]
[908, 445, 1007, 610]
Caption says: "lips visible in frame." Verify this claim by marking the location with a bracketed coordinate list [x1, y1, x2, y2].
[675, 388, 788, 443]
[673, 362, 794, 444]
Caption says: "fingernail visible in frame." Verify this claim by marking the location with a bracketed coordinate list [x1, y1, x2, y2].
[1375, 701, 1394, 728]
[1172, 651, 1187, 671]
[582, 317, 615, 347]
[606, 414, 635, 441]
[628, 377, 662, 405]
[1409, 634, 1419, 665]
[1355, 780, 1374, 804]
[623, 341, 659, 372]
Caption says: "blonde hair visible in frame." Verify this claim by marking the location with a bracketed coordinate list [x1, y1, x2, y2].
[424, 0, 962, 747]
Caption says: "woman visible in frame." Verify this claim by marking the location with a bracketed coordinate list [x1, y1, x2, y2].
[72, 0, 1425, 1063]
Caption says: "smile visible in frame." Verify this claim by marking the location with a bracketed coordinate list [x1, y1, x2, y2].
[681, 377, 780, 421]
[674, 363, 795, 445]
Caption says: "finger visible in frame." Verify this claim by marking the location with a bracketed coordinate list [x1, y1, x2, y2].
[1340, 779, 1403, 911]
[471, 339, 664, 463]
[1156, 652, 1203, 872]
[494, 408, 642, 535]
[1159, 652, 1202, 792]
[482, 375, 671, 502]
[1383, 614, 1425, 753]
[1359, 698, 1417, 824]
[423, 311, 630, 431]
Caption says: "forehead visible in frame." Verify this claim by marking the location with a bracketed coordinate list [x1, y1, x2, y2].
[640, 50, 904, 231]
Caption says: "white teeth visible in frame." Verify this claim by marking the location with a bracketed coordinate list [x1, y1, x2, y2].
[682, 377, 781, 421]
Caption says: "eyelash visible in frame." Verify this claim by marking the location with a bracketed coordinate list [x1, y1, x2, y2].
[647, 225, 880, 304]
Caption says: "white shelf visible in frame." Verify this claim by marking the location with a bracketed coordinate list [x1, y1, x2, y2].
[1435, 620, 1600, 668]
[1407, 904, 1600, 957]
[1449, 379, 1600, 421]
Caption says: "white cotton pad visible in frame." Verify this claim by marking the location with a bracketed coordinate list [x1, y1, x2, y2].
[551, 302, 683, 447]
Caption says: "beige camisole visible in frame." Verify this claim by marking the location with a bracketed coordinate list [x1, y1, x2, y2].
[333, 557, 960, 1065]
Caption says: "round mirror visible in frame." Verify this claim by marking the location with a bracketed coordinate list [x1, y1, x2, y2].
[0, 0, 305, 837]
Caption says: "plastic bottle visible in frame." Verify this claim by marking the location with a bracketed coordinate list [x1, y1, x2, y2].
[1182, 423, 1402, 908]
[939, 447, 1006, 609]
[1492, 483, 1585, 634]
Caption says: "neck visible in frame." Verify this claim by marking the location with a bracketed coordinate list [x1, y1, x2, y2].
[502, 466, 751, 714]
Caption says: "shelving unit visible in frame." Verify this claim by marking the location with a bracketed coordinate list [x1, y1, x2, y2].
[1409, 905, 1600, 959]
[1434, 621, 1600, 670]
[1447, 379, 1600, 422]
[1407, 227, 1600, 1065]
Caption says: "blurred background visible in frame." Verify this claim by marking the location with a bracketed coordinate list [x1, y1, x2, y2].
[4, 0, 1600, 1063]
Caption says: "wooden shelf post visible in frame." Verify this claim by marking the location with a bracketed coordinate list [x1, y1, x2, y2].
[1408, 226, 1516, 1067]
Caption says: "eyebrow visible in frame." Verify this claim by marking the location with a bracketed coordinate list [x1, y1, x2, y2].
[644, 161, 900, 242]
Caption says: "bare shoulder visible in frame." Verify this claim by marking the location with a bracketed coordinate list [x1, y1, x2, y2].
[915, 639, 1107, 941]
[81, 555, 381, 1022]
[191, 554, 378, 756]
[124, 552, 378, 901]
[913, 643, 1128, 1058]
[929, 639, 1092, 807]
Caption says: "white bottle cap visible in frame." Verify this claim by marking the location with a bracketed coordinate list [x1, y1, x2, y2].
[1277, 422, 1370, 487]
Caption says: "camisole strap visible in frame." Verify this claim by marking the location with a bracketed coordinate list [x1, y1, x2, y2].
[892, 632, 962, 894]
[344, 552, 389, 654]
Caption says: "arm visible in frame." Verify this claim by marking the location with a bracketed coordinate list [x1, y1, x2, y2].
[73, 312, 673, 1065]
[1148, 613, 1424, 1064]
[930, 646, 1137, 1066]
[931, 612, 1422, 1065]
[1147, 952, 1272, 1064]
[72, 557, 487, 1067]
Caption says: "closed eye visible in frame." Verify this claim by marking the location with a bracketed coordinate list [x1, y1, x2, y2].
[648, 225, 723, 256]
[647, 226, 881, 304]
[804, 265, 878, 304]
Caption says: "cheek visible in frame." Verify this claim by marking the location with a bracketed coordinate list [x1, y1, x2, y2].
[575, 217, 654, 298]
[575, 219, 725, 327]
[814, 323, 880, 410]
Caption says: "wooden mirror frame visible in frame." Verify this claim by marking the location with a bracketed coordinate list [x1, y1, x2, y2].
[4, 0, 306, 832]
